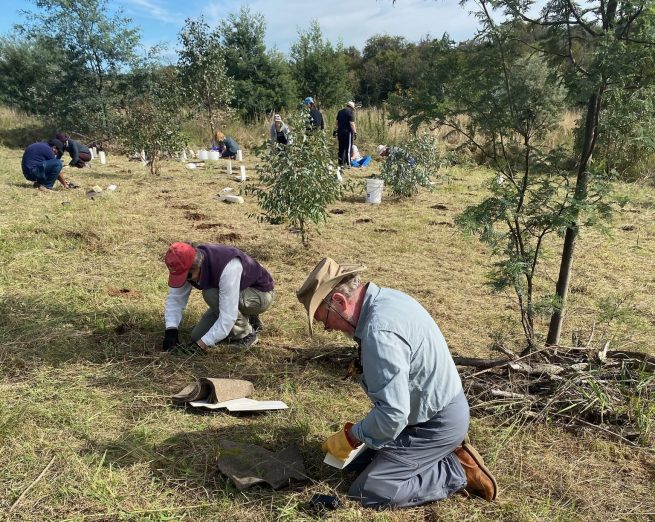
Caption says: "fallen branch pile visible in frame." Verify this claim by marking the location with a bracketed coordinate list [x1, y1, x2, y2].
[283, 342, 654, 446]
[456, 343, 655, 446]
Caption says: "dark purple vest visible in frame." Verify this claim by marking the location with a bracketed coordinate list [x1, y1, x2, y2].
[196, 244, 274, 292]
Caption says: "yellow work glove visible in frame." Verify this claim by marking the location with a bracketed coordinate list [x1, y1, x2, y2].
[322, 422, 361, 461]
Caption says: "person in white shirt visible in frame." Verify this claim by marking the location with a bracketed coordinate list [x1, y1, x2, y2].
[162, 242, 275, 354]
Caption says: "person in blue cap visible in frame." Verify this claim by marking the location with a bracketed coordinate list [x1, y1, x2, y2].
[304, 97, 324, 131]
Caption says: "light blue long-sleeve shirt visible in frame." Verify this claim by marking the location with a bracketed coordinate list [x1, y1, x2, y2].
[350, 283, 463, 449]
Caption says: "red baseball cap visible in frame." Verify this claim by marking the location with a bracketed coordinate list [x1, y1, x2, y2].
[165, 242, 196, 287]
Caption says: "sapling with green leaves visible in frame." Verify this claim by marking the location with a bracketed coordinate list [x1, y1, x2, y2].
[118, 69, 188, 176]
[178, 17, 234, 136]
[247, 112, 342, 246]
[480, 0, 655, 346]
[454, 49, 579, 349]
[394, 22, 576, 348]
[391, 0, 655, 349]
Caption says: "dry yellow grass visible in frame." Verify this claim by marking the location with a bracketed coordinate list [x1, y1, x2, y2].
[0, 127, 654, 521]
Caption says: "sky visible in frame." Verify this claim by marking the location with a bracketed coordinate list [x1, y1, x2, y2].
[0, 0, 486, 60]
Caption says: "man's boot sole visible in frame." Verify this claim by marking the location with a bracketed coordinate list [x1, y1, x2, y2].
[461, 443, 498, 501]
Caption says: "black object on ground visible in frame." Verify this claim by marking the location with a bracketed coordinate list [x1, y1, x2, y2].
[309, 494, 340, 511]
[249, 315, 263, 333]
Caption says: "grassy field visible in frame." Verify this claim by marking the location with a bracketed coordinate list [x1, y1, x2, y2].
[1, 117, 654, 521]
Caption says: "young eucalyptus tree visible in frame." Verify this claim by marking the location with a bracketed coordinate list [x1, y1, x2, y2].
[178, 17, 233, 136]
[392, 0, 655, 348]
[490, 0, 655, 345]
[247, 112, 342, 246]
[119, 67, 188, 176]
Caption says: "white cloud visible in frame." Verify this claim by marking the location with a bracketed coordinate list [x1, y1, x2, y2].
[200, 0, 482, 52]
[121, 0, 185, 25]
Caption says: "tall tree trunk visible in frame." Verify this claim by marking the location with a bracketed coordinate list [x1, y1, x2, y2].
[546, 90, 601, 345]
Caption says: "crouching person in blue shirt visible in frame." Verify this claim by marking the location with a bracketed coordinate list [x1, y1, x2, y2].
[296, 258, 497, 508]
[21, 139, 73, 190]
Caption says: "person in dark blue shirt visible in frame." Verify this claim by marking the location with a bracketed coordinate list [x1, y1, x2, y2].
[21, 140, 73, 190]
[213, 131, 240, 159]
[335, 101, 357, 167]
[304, 97, 325, 131]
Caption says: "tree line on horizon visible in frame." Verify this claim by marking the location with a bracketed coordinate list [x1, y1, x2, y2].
[0, 1, 457, 131]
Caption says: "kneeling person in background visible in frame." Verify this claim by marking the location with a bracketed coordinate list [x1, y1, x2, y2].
[350, 144, 371, 168]
[213, 131, 240, 159]
[162, 242, 275, 354]
[56, 133, 92, 168]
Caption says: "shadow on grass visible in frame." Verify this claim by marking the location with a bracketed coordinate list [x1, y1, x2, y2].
[90, 422, 346, 503]
[0, 294, 351, 397]
[0, 123, 59, 149]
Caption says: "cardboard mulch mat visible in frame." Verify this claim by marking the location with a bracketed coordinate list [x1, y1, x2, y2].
[216, 440, 308, 490]
[172, 378, 254, 407]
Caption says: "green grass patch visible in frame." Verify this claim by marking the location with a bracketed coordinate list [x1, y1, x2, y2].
[0, 117, 653, 520]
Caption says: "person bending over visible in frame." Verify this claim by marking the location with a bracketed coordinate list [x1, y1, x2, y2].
[163, 242, 275, 354]
[21, 139, 74, 190]
[296, 257, 497, 508]
[55, 133, 92, 168]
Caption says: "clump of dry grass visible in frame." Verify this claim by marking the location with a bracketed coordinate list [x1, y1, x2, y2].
[0, 120, 654, 521]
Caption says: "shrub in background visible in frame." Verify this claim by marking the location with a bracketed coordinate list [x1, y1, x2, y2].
[596, 88, 655, 183]
[118, 70, 188, 176]
[378, 134, 442, 197]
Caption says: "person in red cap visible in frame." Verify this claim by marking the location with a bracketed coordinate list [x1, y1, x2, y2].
[162, 242, 275, 353]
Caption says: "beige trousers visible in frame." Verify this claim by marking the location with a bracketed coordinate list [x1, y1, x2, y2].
[191, 287, 274, 343]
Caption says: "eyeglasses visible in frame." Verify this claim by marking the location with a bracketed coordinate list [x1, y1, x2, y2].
[321, 296, 355, 329]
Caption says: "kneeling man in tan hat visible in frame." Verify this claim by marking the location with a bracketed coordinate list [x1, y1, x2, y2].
[297, 258, 497, 508]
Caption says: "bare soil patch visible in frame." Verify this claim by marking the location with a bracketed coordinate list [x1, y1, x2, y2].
[184, 211, 206, 221]
[107, 287, 142, 299]
[196, 223, 220, 229]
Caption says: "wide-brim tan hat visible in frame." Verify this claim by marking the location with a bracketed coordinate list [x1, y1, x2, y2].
[296, 257, 366, 335]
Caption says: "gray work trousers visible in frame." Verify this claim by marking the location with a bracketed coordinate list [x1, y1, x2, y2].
[190, 287, 274, 343]
[347, 391, 469, 508]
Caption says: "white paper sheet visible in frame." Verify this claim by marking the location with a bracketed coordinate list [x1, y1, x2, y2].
[323, 444, 368, 469]
[188, 398, 288, 412]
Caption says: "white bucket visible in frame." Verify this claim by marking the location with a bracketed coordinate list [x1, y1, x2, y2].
[239, 165, 246, 181]
[236, 149, 243, 161]
[198, 149, 209, 160]
[208, 150, 220, 161]
[99, 150, 107, 165]
[226, 160, 232, 176]
[365, 178, 384, 204]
